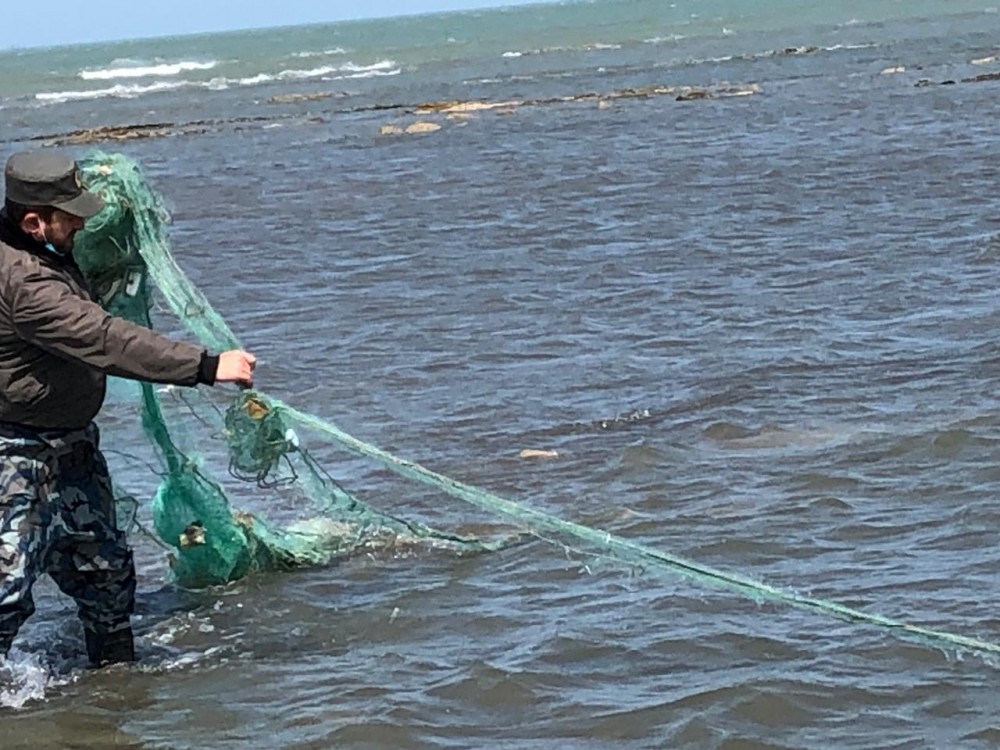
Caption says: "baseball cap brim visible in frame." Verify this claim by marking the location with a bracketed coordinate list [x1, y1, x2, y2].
[53, 189, 105, 219]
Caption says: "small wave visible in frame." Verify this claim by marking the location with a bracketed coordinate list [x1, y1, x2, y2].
[222, 73, 264, 86]
[340, 60, 396, 73]
[34, 60, 401, 105]
[80, 60, 217, 80]
[36, 80, 187, 103]
[344, 68, 401, 80]
[703, 421, 858, 450]
[825, 43, 880, 51]
[232, 62, 400, 86]
[278, 65, 346, 80]
[291, 47, 348, 58]
[499, 42, 623, 59]
[271, 60, 397, 80]
[684, 42, 878, 67]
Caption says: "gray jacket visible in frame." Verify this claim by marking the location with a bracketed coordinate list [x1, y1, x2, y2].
[0, 211, 215, 430]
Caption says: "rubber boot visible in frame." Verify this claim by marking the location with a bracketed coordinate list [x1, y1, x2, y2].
[84, 626, 135, 667]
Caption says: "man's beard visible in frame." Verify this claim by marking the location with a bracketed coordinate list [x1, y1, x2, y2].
[46, 230, 75, 253]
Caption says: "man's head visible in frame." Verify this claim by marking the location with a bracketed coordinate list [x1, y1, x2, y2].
[4, 150, 104, 252]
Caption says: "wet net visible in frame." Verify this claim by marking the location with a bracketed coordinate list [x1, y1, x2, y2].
[73, 151, 1000, 659]
[74, 152, 504, 588]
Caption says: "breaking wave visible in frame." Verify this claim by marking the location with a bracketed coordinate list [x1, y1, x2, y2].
[36, 81, 188, 103]
[80, 59, 218, 80]
[36, 60, 400, 104]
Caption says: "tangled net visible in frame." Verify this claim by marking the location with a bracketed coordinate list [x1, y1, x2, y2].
[73, 152, 1000, 660]
[74, 152, 503, 588]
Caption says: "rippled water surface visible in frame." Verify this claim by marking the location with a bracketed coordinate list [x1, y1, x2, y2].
[2, 5, 1000, 748]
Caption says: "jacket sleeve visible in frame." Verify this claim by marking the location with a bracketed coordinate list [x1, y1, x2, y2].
[11, 269, 210, 386]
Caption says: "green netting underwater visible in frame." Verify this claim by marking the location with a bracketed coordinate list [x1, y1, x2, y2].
[74, 151, 1000, 661]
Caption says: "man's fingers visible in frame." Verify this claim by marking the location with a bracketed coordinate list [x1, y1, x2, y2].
[217, 350, 257, 386]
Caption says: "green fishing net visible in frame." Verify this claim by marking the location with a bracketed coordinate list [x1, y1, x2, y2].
[73, 151, 502, 588]
[70, 151, 1000, 660]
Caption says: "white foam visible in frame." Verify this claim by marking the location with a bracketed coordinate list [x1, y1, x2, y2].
[276, 65, 343, 80]
[234, 73, 275, 86]
[0, 652, 69, 709]
[343, 68, 401, 80]
[36, 59, 400, 106]
[291, 47, 348, 58]
[338, 60, 397, 73]
[35, 80, 187, 103]
[271, 60, 397, 80]
[80, 60, 217, 80]
[234, 60, 399, 86]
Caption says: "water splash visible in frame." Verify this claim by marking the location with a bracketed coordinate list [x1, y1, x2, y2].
[0, 651, 68, 709]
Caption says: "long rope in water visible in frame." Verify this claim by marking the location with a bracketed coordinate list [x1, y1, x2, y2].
[277, 401, 1000, 659]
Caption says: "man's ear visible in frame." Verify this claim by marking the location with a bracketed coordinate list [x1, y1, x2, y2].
[19, 211, 45, 241]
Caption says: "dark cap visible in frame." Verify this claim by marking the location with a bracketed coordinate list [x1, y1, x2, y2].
[4, 150, 104, 218]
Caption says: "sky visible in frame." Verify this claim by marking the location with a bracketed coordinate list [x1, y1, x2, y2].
[2, 0, 546, 50]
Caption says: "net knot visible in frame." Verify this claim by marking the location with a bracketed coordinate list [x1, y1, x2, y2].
[224, 391, 297, 487]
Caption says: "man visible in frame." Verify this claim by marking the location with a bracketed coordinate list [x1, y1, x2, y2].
[0, 150, 256, 666]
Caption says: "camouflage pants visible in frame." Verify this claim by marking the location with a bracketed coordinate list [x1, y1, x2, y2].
[0, 423, 135, 655]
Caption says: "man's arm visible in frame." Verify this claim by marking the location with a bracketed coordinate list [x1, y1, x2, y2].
[12, 270, 255, 387]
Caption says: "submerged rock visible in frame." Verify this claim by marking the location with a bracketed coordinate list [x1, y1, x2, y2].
[962, 70, 1000, 83]
[518, 449, 560, 459]
[676, 89, 713, 101]
[11, 80, 762, 147]
[267, 92, 334, 104]
[404, 121, 442, 134]
[416, 100, 522, 114]
[780, 45, 819, 56]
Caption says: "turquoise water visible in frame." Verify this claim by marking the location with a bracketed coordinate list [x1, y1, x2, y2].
[2, 1, 1000, 747]
[1, 0, 997, 103]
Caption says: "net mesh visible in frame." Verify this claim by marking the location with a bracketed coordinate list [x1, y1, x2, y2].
[74, 151, 503, 588]
[71, 151, 1000, 660]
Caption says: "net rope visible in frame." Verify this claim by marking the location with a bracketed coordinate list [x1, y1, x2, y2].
[72, 151, 1000, 659]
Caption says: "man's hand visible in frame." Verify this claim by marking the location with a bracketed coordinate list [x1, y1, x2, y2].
[216, 350, 256, 387]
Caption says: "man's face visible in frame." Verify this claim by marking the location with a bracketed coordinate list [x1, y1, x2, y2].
[21, 208, 87, 252]
[43, 209, 86, 251]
